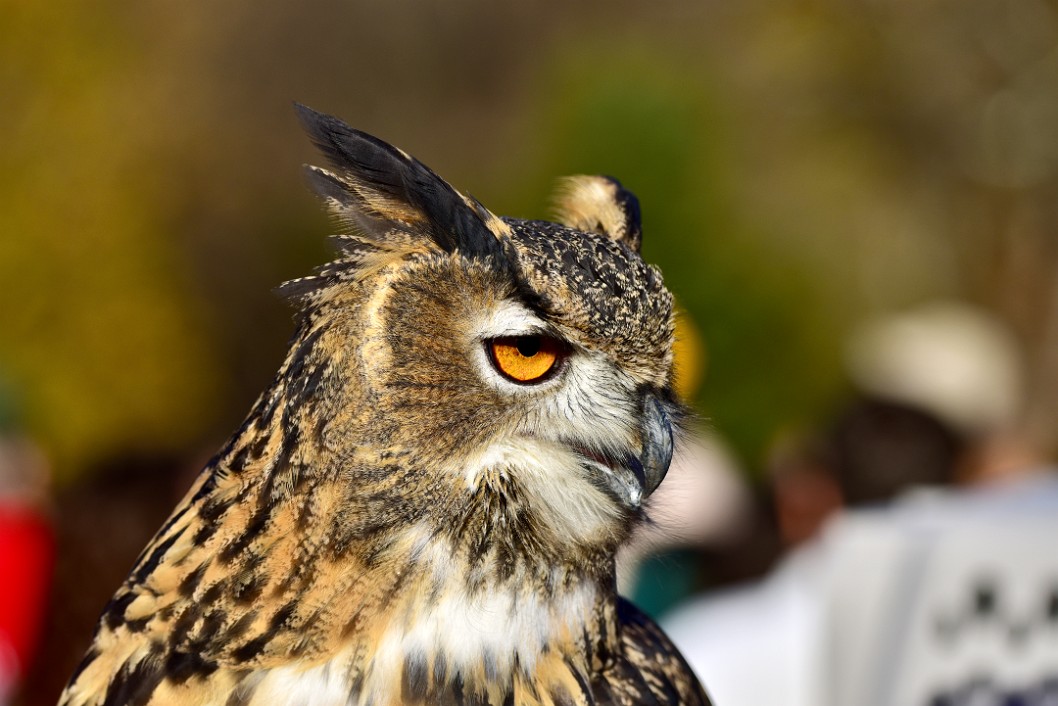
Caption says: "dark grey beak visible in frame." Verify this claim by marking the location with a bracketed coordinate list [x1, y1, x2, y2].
[592, 394, 675, 509]
[637, 394, 675, 497]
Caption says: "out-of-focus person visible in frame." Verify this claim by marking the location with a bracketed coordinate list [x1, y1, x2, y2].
[821, 470, 1058, 706]
[0, 391, 54, 706]
[663, 397, 970, 706]
[663, 301, 1058, 706]
[846, 300, 1041, 484]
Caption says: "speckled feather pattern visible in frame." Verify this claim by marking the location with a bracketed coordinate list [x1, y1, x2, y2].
[58, 107, 710, 706]
[502, 219, 673, 381]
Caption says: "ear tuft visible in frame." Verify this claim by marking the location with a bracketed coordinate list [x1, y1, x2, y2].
[552, 175, 643, 252]
[294, 103, 504, 260]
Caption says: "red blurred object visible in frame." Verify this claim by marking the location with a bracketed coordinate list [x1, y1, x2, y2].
[0, 506, 54, 683]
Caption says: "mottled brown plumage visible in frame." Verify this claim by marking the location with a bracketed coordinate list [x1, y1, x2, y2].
[59, 106, 711, 706]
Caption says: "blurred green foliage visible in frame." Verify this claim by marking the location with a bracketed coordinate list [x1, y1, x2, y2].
[517, 44, 845, 465]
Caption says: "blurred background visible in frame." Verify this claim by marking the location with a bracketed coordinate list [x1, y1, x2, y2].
[4, 0, 1058, 704]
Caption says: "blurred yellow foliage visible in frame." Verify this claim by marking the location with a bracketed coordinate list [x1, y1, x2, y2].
[0, 0, 221, 481]
[673, 309, 706, 404]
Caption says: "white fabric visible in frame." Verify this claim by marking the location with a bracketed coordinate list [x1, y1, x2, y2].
[663, 547, 825, 706]
[662, 473, 1058, 706]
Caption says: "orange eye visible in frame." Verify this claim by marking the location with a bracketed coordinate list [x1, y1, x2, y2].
[488, 335, 565, 384]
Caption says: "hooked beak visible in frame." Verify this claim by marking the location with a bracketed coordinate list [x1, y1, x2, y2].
[573, 394, 675, 510]
[637, 394, 676, 498]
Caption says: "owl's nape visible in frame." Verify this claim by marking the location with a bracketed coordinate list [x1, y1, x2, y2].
[57, 105, 710, 706]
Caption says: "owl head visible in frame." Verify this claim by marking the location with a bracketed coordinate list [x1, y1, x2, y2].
[278, 106, 682, 560]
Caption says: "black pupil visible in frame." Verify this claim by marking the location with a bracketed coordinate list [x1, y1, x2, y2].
[516, 336, 542, 357]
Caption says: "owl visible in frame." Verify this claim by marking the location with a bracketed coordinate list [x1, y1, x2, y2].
[58, 106, 711, 706]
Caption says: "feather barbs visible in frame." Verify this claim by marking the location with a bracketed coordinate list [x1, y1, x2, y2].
[551, 175, 643, 252]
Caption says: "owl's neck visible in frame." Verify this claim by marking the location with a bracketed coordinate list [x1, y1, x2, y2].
[341, 462, 626, 700]
[374, 528, 619, 699]
[240, 520, 622, 705]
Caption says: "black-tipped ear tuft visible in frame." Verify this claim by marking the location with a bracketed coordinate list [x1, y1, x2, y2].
[294, 103, 504, 259]
[552, 175, 643, 252]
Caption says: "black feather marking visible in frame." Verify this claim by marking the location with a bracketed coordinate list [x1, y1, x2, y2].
[273, 274, 327, 304]
[200, 580, 226, 606]
[133, 526, 185, 584]
[273, 256, 370, 305]
[442, 673, 465, 706]
[591, 676, 616, 705]
[433, 654, 448, 683]
[649, 673, 682, 705]
[287, 324, 326, 378]
[602, 174, 643, 252]
[192, 521, 220, 546]
[219, 505, 271, 563]
[252, 388, 283, 435]
[234, 574, 265, 605]
[170, 604, 202, 646]
[101, 650, 165, 706]
[401, 653, 430, 702]
[565, 659, 594, 705]
[596, 615, 613, 665]
[148, 504, 191, 555]
[186, 460, 228, 509]
[346, 670, 365, 704]
[103, 592, 137, 630]
[226, 442, 252, 474]
[231, 635, 270, 662]
[286, 324, 330, 411]
[223, 611, 257, 643]
[124, 616, 150, 633]
[164, 650, 219, 685]
[294, 103, 504, 260]
[199, 495, 235, 524]
[196, 610, 226, 642]
[610, 655, 653, 700]
[269, 600, 298, 631]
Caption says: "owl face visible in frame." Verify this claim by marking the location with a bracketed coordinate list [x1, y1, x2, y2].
[291, 106, 681, 553]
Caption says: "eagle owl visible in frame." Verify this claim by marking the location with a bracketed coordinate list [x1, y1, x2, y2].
[59, 106, 711, 706]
